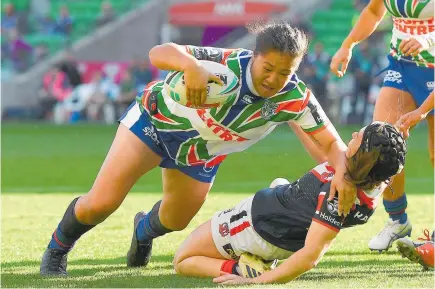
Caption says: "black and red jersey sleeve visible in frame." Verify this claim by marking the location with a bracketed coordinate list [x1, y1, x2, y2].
[184, 45, 237, 64]
[312, 187, 345, 232]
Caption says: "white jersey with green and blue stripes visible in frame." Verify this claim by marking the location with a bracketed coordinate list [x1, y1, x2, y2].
[384, 0, 434, 67]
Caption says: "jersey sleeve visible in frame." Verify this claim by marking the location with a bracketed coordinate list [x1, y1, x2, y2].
[312, 189, 344, 232]
[292, 90, 330, 135]
[184, 45, 238, 64]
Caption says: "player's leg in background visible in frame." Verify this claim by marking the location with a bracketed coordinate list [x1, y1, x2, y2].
[368, 87, 416, 252]
[173, 220, 227, 277]
[127, 168, 213, 267]
[40, 124, 162, 276]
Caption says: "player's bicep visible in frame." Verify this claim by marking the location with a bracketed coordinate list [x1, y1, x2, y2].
[184, 45, 235, 64]
[367, 0, 387, 19]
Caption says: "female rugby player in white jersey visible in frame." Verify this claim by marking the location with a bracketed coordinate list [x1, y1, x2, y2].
[330, 0, 434, 252]
[40, 22, 356, 276]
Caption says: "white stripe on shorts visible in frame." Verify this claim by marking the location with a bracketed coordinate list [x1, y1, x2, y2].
[121, 103, 142, 129]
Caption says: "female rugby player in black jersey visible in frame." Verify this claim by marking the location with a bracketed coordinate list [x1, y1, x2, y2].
[173, 122, 406, 285]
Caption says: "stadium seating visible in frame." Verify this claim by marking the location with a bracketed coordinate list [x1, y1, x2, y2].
[311, 0, 356, 54]
[2, 0, 148, 70]
[311, 0, 392, 55]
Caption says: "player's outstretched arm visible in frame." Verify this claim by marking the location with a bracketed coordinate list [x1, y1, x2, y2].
[292, 93, 356, 216]
[289, 121, 328, 164]
[213, 222, 337, 285]
[309, 125, 356, 217]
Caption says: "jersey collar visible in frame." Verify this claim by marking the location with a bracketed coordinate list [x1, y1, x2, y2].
[246, 58, 260, 96]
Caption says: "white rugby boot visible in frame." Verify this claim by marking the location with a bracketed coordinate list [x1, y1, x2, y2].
[368, 218, 412, 252]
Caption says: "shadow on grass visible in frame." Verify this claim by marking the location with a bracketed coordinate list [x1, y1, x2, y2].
[301, 259, 433, 282]
[1, 255, 432, 288]
[1, 255, 215, 288]
[326, 250, 399, 256]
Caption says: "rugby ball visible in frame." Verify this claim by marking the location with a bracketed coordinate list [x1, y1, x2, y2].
[163, 60, 240, 108]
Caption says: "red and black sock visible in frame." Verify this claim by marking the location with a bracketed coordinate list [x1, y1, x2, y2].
[220, 260, 240, 276]
[47, 197, 95, 252]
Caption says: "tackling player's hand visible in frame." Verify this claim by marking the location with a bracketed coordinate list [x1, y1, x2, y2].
[399, 37, 428, 57]
[396, 108, 426, 138]
[183, 61, 224, 107]
[330, 47, 353, 78]
[329, 170, 357, 217]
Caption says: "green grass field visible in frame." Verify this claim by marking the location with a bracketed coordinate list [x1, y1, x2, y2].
[1, 123, 434, 288]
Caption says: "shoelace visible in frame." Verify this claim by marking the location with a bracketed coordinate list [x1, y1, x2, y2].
[378, 220, 399, 237]
[417, 229, 431, 242]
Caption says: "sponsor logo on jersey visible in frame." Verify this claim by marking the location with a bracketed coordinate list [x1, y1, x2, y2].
[354, 211, 369, 222]
[327, 199, 339, 216]
[384, 70, 403, 84]
[203, 165, 215, 173]
[222, 243, 238, 259]
[427, 81, 434, 89]
[319, 212, 341, 227]
[142, 126, 160, 145]
[218, 207, 235, 217]
[241, 95, 255, 104]
[308, 101, 324, 125]
[198, 171, 212, 178]
[219, 222, 230, 237]
[261, 100, 278, 120]
[192, 47, 224, 63]
[197, 110, 248, 141]
[393, 18, 435, 35]
[312, 163, 335, 183]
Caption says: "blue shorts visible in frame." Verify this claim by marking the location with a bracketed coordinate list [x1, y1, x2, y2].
[119, 102, 220, 183]
[382, 55, 434, 114]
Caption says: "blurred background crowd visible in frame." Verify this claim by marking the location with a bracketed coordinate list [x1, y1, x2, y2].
[1, 0, 395, 126]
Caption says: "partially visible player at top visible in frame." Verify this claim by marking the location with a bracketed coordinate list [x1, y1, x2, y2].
[40, 22, 356, 276]
[330, 0, 434, 252]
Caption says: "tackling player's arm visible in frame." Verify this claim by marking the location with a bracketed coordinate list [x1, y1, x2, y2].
[293, 92, 356, 216]
[289, 121, 327, 164]
[252, 222, 338, 284]
[309, 125, 356, 217]
[149, 43, 223, 105]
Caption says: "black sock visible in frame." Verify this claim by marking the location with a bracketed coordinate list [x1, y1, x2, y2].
[48, 197, 95, 252]
[136, 200, 172, 243]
